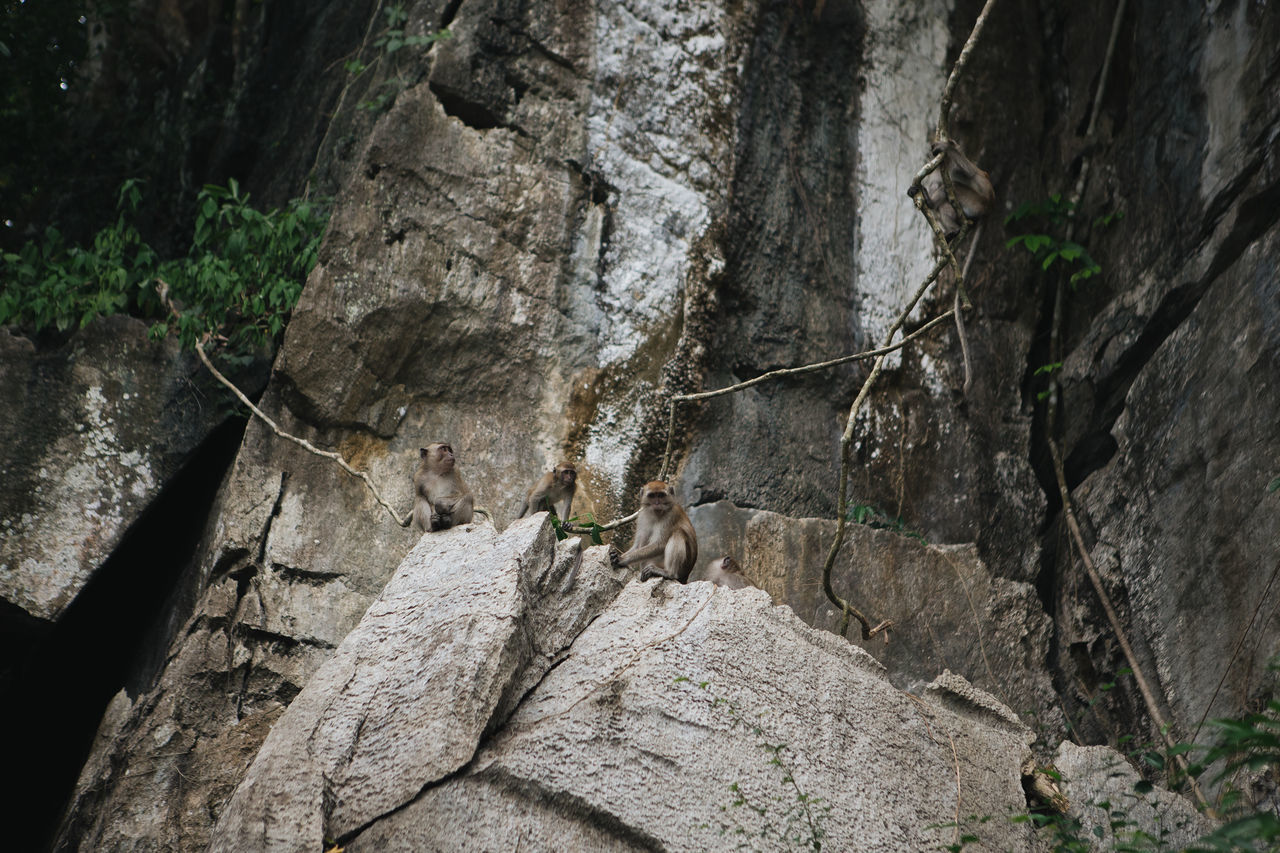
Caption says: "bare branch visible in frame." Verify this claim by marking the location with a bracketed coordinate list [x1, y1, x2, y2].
[158, 281, 415, 528]
[1047, 437, 1210, 812]
[936, 0, 1001, 142]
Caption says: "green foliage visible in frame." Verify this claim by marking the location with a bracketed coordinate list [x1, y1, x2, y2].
[348, 4, 451, 113]
[1034, 362, 1065, 401]
[1268, 476, 1280, 494]
[551, 512, 606, 545]
[0, 179, 327, 354]
[1004, 195, 1122, 287]
[848, 504, 927, 545]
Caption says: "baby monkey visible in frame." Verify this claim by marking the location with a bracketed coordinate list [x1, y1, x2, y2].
[613, 480, 697, 583]
[519, 461, 577, 520]
[412, 442, 475, 532]
[702, 555, 756, 590]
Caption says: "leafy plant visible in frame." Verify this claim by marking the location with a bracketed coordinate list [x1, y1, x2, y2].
[1004, 195, 1122, 287]
[551, 512, 606, 545]
[348, 5, 451, 113]
[848, 504, 927, 545]
[0, 178, 328, 355]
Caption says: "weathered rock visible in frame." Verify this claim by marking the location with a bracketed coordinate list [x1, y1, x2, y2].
[338, 564, 1037, 851]
[0, 316, 256, 623]
[689, 501, 1061, 735]
[210, 514, 627, 850]
[1052, 194, 1280, 741]
[1050, 743, 1216, 850]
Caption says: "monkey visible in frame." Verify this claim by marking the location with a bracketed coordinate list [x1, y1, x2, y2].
[612, 480, 698, 583]
[518, 461, 577, 520]
[412, 442, 475, 532]
[702, 555, 756, 590]
[916, 138, 995, 238]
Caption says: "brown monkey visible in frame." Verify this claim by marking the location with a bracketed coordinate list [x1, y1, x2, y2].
[412, 442, 475, 532]
[919, 139, 994, 238]
[702, 555, 756, 590]
[613, 481, 697, 582]
[518, 461, 577, 519]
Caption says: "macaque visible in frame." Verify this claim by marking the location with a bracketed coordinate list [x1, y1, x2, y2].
[702, 555, 756, 590]
[412, 442, 475, 532]
[919, 138, 994, 238]
[614, 481, 698, 582]
[519, 461, 577, 519]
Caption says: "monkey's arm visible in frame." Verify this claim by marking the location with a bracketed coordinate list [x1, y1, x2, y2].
[555, 494, 573, 521]
[618, 542, 665, 566]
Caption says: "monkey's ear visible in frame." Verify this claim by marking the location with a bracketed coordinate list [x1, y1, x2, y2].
[420, 448, 429, 458]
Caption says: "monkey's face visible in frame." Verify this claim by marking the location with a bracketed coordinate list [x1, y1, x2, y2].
[719, 557, 739, 574]
[640, 481, 672, 513]
[557, 465, 577, 487]
[427, 443, 455, 470]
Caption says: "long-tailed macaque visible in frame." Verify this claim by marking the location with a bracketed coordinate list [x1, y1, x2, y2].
[614, 481, 697, 582]
[519, 461, 577, 519]
[412, 442, 475, 532]
[920, 139, 994, 238]
[702, 555, 756, 590]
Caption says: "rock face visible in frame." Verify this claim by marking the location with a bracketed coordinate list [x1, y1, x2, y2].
[210, 511, 1037, 852]
[27, 0, 1280, 848]
[1053, 743, 1216, 849]
[689, 501, 1060, 733]
[0, 317, 250, 623]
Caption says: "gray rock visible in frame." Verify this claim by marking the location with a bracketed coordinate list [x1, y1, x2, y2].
[689, 501, 1061, 736]
[0, 317, 260, 623]
[210, 510, 1037, 852]
[1050, 743, 1216, 850]
[209, 514, 628, 850]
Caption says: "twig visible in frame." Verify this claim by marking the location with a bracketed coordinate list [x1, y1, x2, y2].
[935, 0, 1001, 142]
[954, 222, 983, 395]
[157, 281, 415, 528]
[1191, 557, 1280, 742]
[656, 307, 957, 482]
[561, 510, 640, 536]
[305, 0, 386, 200]
[1047, 436, 1210, 811]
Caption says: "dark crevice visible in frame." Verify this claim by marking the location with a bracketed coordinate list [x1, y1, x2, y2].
[439, 0, 464, 30]
[1, 415, 246, 853]
[428, 81, 502, 130]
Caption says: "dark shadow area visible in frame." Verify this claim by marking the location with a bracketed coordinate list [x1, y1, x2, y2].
[0, 416, 245, 851]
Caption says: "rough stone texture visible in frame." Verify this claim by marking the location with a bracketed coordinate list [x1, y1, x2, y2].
[1043, 2, 1280, 747]
[690, 501, 1061, 733]
[343, 574, 1035, 852]
[0, 316, 257, 623]
[210, 514, 627, 850]
[41, 0, 1280, 847]
[1052, 743, 1216, 850]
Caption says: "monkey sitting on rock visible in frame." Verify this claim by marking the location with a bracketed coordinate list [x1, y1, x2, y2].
[412, 442, 475, 532]
[612, 480, 697, 583]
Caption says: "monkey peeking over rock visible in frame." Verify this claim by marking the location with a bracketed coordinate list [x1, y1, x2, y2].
[702, 555, 757, 590]
[518, 461, 577, 520]
[611, 480, 698, 582]
[412, 442, 475, 532]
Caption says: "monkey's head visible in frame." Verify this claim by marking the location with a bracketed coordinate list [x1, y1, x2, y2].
[640, 480, 674, 514]
[717, 556, 740, 574]
[555, 462, 577, 488]
[421, 442, 456, 472]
